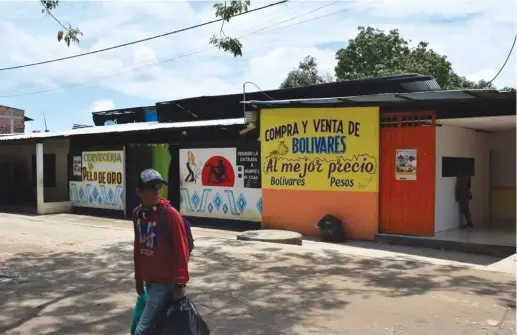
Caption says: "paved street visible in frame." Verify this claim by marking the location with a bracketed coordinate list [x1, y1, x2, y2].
[0, 213, 515, 335]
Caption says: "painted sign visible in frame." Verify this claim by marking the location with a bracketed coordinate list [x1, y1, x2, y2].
[72, 156, 82, 177]
[395, 149, 417, 180]
[69, 150, 125, 210]
[179, 147, 262, 222]
[260, 107, 379, 192]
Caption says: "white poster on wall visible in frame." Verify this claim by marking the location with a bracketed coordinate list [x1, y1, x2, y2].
[69, 151, 125, 210]
[179, 147, 262, 222]
[395, 149, 417, 180]
[72, 156, 82, 177]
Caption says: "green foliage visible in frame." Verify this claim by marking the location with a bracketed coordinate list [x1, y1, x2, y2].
[335, 26, 493, 90]
[280, 56, 334, 89]
[42, 0, 247, 55]
[40, 0, 58, 11]
[210, 0, 251, 57]
[41, 0, 82, 47]
[209, 35, 243, 57]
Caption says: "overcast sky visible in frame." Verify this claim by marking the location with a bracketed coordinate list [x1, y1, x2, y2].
[0, 0, 515, 131]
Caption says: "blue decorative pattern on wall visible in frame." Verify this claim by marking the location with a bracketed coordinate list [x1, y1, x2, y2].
[256, 198, 262, 215]
[70, 182, 125, 211]
[180, 187, 262, 222]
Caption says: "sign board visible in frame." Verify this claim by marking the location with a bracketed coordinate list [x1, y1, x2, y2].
[260, 107, 380, 192]
[72, 156, 82, 176]
[69, 151, 125, 210]
[179, 146, 262, 222]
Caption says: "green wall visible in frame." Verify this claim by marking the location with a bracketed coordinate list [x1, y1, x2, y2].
[152, 144, 170, 200]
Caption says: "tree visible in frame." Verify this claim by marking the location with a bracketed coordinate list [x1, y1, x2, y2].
[41, 0, 251, 57]
[335, 26, 494, 90]
[41, 1, 82, 47]
[280, 56, 334, 89]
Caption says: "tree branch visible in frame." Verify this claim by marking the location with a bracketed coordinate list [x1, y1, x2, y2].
[210, 0, 250, 57]
[40, 0, 82, 47]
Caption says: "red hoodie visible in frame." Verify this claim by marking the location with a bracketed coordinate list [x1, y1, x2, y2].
[133, 199, 189, 284]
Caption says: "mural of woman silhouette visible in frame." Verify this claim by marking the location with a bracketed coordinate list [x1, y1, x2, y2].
[185, 151, 197, 183]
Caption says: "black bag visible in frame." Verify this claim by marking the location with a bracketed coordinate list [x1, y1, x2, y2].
[159, 296, 210, 335]
[316, 214, 346, 243]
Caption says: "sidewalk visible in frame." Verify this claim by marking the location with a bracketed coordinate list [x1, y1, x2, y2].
[0, 213, 515, 334]
[4, 213, 513, 274]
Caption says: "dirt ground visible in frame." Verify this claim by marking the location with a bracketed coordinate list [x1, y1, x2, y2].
[0, 213, 515, 335]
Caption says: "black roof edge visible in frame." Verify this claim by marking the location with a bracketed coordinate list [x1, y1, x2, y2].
[91, 105, 156, 115]
[24, 116, 33, 121]
[156, 73, 439, 105]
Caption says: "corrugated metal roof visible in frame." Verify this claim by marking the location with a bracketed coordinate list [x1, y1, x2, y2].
[400, 78, 442, 92]
[245, 89, 514, 106]
[72, 124, 93, 129]
[0, 118, 246, 142]
[91, 105, 156, 115]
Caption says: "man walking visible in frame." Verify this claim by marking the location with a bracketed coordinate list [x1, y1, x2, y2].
[456, 170, 473, 228]
[133, 169, 190, 335]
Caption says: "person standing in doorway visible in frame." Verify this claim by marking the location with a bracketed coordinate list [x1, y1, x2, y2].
[133, 169, 190, 335]
[456, 170, 473, 228]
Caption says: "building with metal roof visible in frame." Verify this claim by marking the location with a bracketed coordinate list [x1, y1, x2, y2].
[244, 89, 516, 120]
[156, 73, 442, 123]
[0, 118, 246, 143]
[91, 105, 157, 126]
[244, 86, 515, 255]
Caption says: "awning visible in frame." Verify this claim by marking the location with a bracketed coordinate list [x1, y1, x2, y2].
[244, 89, 516, 107]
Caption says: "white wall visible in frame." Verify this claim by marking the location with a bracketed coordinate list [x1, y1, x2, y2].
[43, 139, 69, 202]
[490, 129, 516, 187]
[435, 125, 490, 232]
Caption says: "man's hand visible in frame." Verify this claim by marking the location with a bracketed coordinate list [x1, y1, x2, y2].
[135, 279, 145, 296]
[172, 286, 185, 300]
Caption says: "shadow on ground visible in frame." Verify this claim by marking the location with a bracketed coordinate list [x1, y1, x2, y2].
[0, 237, 515, 335]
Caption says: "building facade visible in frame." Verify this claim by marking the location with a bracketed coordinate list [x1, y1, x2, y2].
[0, 105, 26, 134]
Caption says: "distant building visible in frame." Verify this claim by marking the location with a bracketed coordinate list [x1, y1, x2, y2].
[91, 106, 157, 126]
[0, 105, 33, 134]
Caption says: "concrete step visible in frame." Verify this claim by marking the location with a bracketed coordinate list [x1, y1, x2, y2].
[375, 233, 516, 258]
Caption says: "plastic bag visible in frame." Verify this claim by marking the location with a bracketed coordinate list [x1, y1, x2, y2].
[130, 293, 148, 335]
[159, 296, 210, 335]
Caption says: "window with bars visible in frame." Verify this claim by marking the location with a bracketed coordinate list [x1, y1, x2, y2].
[381, 114, 434, 128]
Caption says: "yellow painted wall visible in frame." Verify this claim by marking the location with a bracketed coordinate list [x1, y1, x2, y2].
[490, 187, 516, 220]
[490, 130, 516, 221]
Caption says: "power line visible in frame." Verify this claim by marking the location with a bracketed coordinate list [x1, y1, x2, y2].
[277, 0, 383, 30]
[484, 34, 517, 87]
[0, 0, 287, 72]
[0, 1, 317, 87]
[243, 81, 276, 100]
[0, 1, 374, 97]
[11, 0, 323, 85]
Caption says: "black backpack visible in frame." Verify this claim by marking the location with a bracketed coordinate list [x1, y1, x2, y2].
[158, 205, 194, 256]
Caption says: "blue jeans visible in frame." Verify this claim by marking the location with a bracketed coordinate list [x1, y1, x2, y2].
[135, 283, 175, 335]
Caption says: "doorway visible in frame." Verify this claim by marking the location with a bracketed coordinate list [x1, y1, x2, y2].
[379, 112, 436, 236]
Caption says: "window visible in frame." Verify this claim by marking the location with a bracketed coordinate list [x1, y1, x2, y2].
[441, 157, 475, 177]
[32, 154, 57, 187]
